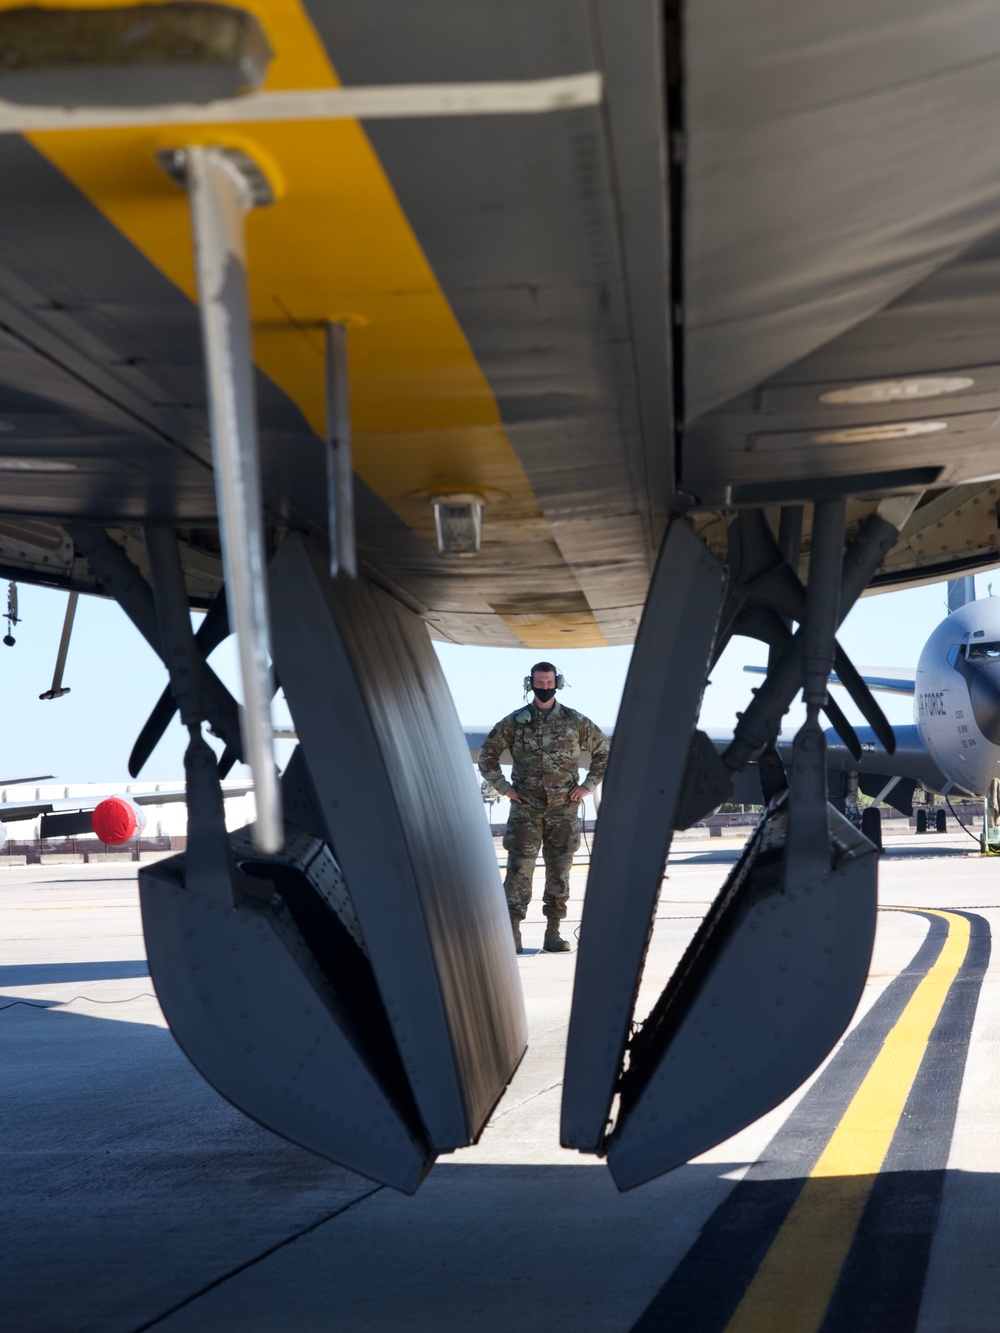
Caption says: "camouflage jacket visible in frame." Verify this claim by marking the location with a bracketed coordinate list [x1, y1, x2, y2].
[478, 700, 609, 801]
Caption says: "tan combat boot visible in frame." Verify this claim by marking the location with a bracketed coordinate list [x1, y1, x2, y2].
[543, 919, 570, 952]
[510, 914, 524, 954]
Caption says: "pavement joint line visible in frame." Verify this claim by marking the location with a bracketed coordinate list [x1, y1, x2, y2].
[488, 1078, 563, 1124]
[127, 1184, 386, 1333]
[721, 908, 970, 1333]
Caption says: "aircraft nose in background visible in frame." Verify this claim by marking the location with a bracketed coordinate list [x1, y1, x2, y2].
[967, 662, 1000, 745]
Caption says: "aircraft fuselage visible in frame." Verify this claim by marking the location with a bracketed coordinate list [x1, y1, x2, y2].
[916, 599, 1000, 796]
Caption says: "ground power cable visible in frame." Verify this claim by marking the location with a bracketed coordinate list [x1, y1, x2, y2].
[569, 807, 594, 948]
[0, 992, 157, 1012]
[944, 794, 983, 848]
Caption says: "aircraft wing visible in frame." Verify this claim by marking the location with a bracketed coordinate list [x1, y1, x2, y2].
[463, 731, 490, 765]
[715, 724, 950, 814]
[0, 783, 253, 829]
[743, 665, 916, 696]
[1, 1, 1000, 642]
[818, 725, 941, 782]
[472, 718, 943, 807]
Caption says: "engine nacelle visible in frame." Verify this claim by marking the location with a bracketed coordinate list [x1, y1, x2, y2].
[91, 795, 147, 847]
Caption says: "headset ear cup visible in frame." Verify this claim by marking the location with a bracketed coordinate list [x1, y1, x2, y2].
[525, 670, 564, 691]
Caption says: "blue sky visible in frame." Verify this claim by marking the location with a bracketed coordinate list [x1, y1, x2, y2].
[0, 571, 979, 783]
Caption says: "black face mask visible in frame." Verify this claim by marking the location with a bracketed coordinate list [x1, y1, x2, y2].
[533, 687, 557, 703]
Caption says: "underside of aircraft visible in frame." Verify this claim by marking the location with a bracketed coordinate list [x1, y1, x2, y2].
[2, 0, 1000, 1191]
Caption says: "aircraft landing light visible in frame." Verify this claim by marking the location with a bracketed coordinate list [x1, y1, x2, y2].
[431, 493, 485, 558]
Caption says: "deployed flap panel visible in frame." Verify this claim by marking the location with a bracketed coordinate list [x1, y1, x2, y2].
[565, 502, 883, 1189]
[140, 827, 431, 1192]
[561, 518, 726, 1151]
[607, 799, 877, 1190]
[269, 533, 526, 1151]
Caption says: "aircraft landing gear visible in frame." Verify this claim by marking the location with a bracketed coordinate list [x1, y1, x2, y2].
[844, 771, 863, 831]
[861, 805, 883, 851]
[917, 799, 949, 831]
[916, 802, 947, 833]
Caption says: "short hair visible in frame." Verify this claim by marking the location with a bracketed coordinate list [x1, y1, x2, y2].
[530, 661, 558, 680]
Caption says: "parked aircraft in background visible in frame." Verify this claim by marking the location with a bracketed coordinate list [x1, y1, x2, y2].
[471, 564, 1000, 849]
[741, 577, 1000, 839]
[0, 781, 253, 849]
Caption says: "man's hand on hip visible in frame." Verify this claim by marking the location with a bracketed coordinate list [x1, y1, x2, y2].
[508, 790, 524, 803]
[569, 786, 589, 802]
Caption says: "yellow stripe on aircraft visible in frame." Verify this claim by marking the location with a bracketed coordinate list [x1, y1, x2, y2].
[13, 0, 606, 648]
[724, 907, 969, 1333]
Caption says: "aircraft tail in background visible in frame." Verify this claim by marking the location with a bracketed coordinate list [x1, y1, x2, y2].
[948, 576, 977, 613]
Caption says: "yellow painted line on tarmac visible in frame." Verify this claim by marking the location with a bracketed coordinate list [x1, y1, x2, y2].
[723, 908, 969, 1333]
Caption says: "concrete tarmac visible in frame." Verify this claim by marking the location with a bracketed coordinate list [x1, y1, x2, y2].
[1, 832, 998, 1332]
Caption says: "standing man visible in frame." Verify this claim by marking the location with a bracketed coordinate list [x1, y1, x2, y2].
[479, 662, 609, 953]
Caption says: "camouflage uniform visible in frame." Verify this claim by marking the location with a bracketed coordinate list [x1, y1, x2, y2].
[478, 701, 609, 921]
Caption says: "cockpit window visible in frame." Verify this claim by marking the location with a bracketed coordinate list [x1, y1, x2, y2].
[948, 644, 961, 667]
[965, 641, 1000, 661]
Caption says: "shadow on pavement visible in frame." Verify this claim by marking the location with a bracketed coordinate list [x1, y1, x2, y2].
[669, 849, 743, 866]
[628, 1166, 993, 1333]
[0, 995, 373, 1333]
[881, 844, 979, 859]
[0, 995, 745, 1333]
[0, 959, 149, 986]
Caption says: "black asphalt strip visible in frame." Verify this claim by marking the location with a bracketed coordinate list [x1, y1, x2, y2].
[630, 910, 990, 1333]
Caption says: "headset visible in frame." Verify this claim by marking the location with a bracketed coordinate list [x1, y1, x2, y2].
[523, 662, 567, 694]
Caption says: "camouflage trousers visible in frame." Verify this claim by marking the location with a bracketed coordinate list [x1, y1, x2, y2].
[503, 798, 581, 921]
